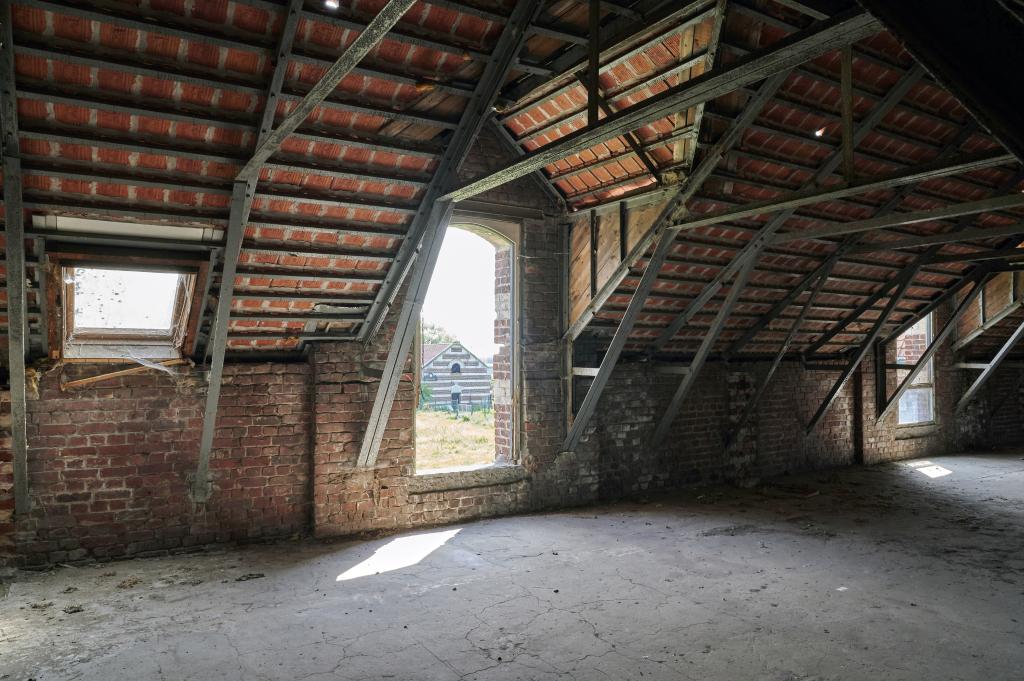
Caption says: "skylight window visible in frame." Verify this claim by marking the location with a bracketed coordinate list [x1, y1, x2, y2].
[72, 268, 181, 332]
[62, 266, 195, 360]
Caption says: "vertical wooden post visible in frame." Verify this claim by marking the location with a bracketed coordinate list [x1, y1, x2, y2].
[840, 46, 855, 181]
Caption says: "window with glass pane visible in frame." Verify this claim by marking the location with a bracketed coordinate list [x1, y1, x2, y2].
[72, 268, 183, 334]
[896, 314, 935, 425]
[62, 266, 194, 360]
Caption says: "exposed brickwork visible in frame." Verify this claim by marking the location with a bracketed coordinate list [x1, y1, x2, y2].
[574, 360, 857, 499]
[4, 135, 1021, 568]
[0, 363, 310, 567]
[308, 209, 587, 538]
[493, 244, 514, 462]
[954, 366, 1024, 448]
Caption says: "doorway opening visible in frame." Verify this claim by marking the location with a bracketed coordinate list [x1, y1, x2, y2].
[416, 223, 515, 472]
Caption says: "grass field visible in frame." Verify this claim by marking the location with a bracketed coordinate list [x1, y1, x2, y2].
[415, 409, 494, 470]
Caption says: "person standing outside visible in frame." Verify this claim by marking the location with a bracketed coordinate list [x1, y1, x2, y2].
[450, 381, 462, 414]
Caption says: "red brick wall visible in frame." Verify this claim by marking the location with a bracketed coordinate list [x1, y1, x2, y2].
[1, 363, 310, 567]
[493, 244, 514, 462]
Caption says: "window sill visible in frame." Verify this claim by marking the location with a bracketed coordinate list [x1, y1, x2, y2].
[409, 463, 527, 494]
[895, 423, 938, 440]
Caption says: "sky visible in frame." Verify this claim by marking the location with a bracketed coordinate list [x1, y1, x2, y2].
[421, 227, 498, 359]
[74, 268, 179, 330]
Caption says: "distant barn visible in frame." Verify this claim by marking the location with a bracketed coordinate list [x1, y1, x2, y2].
[420, 342, 492, 410]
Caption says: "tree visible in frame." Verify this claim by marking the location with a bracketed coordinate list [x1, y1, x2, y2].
[421, 321, 457, 344]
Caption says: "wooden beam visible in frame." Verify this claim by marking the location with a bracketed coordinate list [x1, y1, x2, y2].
[2, 0, 29, 517]
[589, 210, 599, 298]
[671, 149, 1014, 233]
[192, 0, 307, 501]
[587, 0, 600, 126]
[726, 260, 834, 448]
[651, 252, 758, 444]
[563, 69, 790, 341]
[576, 74, 662, 183]
[234, 0, 417, 181]
[358, 1, 547, 342]
[855, 0, 1024, 162]
[772, 193, 1024, 245]
[848, 222, 1024, 254]
[805, 264, 919, 433]
[559, 70, 788, 452]
[840, 45, 855, 181]
[665, 65, 931, 354]
[444, 10, 882, 203]
[956, 318, 1024, 413]
[952, 299, 1024, 352]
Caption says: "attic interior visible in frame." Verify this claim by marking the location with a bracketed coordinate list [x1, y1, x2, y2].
[1, 0, 1024, 678]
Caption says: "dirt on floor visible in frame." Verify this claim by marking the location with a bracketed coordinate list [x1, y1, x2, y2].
[2, 452, 1023, 680]
[415, 409, 495, 470]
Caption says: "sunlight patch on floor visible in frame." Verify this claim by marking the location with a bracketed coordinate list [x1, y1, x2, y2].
[336, 529, 461, 581]
[905, 460, 953, 478]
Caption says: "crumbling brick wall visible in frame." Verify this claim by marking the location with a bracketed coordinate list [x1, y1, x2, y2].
[1, 363, 311, 567]
[574, 359, 858, 499]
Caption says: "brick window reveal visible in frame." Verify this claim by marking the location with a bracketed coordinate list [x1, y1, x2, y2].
[415, 222, 518, 471]
[896, 314, 935, 425]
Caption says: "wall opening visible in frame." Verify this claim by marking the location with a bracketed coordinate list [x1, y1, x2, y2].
[416, 223, 515, 472]
[896, 313, 935, 425]
[62, 265, 195, 360]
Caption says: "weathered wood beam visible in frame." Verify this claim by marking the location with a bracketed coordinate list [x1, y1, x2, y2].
[840, 45, 855, 181]
[662, 64, 927, 353]
[235, 0, 418, 181]
[444, 9, 882, 203]
[563, 69, 790, 342]
[772, 193, 1024, 245]
[357, 1, 547, 342]
[804, 263, 919, 433]
[501, 0, 714, 109]
[848, 222, 1024, 254]
[855, 0, 1024, 162]
[587, 0, 601, 126]
[956, 318, 1024, 413]
[194, 0, 316, 501]
[881, 269, 988, 346]
[651, 251, 759, 444]
[726, 260, 834, 448]
[1, 0, 29, 516]
[558, 68, 786, 453]
[672, 150, 1014, 233]
[951, 299, 1024, 353]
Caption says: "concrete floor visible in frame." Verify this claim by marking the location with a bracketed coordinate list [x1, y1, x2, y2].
[2, 453, 1023, 681]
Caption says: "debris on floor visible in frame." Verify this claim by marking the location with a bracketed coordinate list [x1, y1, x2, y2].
[235, 573, 265, 582]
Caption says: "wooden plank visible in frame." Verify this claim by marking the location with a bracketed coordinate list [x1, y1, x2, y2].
[568, 213, 593, 328]
[984, 272, 1014, 322]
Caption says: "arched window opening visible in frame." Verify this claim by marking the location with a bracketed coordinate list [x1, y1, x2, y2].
[416, 222, 516, 472]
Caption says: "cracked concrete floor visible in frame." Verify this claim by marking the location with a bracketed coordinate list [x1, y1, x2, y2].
[2, 452, 1024, 680]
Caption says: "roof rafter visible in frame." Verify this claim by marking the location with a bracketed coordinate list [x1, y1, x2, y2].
[192, 0, 418, 501]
